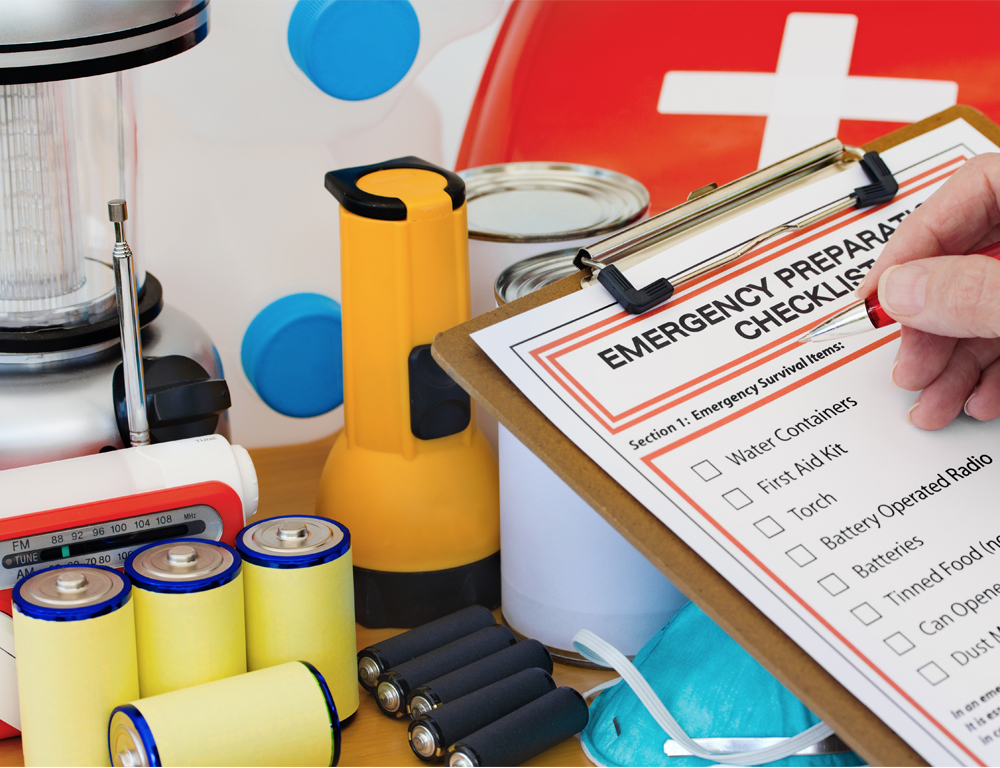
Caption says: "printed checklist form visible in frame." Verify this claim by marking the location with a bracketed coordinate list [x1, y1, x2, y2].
[473, 120, 1000, 766]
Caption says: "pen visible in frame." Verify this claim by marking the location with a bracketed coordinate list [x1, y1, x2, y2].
[799, 240, 1000, 342]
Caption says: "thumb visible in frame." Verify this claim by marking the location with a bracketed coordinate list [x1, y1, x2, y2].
[878, 254, 1000, 338]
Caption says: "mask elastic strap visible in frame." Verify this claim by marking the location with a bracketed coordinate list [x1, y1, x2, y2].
[583, 677, 622, 700]
[573, 629, 834, 766]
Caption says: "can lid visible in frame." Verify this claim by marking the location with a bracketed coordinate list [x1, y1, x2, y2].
[494, 247, 582, 305]
[459, 162, 649, 243]
[109, 705, 159, 767]
[125, 539, 241, 594]
[237, 515, 350, 568]
[14, 565, 130, 621]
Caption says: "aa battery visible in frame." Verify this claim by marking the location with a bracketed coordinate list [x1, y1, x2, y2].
[376, 625, 516, 717]
[358, 604, 496, 692]
[126, 539, 246, 697]
[407, 639, 552, 718]
[237, 515, 359, 719]
[14, 565, 139, 767]
[109, 661, 341, 767]
[408, 668, 555, 762]
[448, 687, 589, 767]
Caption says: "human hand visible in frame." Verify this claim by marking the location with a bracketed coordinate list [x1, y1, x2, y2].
[856, 153, 1000, 430]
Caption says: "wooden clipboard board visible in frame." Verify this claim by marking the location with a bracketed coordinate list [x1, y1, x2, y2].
[433, 106, 1000, 766]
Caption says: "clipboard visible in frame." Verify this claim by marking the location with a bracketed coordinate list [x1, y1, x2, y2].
[433, 106, 1000, 767]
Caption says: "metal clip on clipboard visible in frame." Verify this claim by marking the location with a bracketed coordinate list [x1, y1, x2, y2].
[574, 139, 899, 314]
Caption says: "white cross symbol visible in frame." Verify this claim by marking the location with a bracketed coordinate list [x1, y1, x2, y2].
[657, 13, 958, 168]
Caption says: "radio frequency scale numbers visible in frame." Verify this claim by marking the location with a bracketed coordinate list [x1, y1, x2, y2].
[0, 505, 224, 588]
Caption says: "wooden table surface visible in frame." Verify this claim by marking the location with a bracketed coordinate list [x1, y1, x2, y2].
[0, 433, 614, 767]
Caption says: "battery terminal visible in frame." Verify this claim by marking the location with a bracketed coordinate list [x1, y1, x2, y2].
[410, 724, 437, 759]
[55, 572, 88, 593]
[276, 523, 309, 546]
[166, 545, 198, 569]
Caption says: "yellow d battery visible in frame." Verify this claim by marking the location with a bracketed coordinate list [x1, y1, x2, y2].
[13, 565, 139, 767]
[108, 660, 341, 766]
[236, 515, 359, 720]
[125, 539, 246, 697]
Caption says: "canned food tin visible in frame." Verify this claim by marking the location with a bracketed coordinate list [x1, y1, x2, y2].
[494, 247, 581, 307]
[462, 162, 649, 243]
[462, 162, 649, 320]
[462, 161, 649, 454]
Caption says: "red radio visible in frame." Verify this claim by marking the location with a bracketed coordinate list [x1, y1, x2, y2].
[0, 434, 257, 736]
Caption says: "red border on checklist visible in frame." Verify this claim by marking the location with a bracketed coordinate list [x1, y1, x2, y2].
[527, 156, 966, 435]
[639, 329, 984, 766]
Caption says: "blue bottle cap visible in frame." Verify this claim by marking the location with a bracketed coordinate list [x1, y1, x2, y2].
[241, 293, 344, 418]
[287, 0, 420, 101]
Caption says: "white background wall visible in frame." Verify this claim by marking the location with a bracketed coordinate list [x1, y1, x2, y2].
[138, 0, 507, 447]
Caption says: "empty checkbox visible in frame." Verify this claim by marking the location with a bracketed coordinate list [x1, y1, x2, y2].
[851, 603, 882, 626]
[818, 573, 848, 596]
[884, 632, 915, 655]
[692, 460, 721, 481]
[754, 516, 784, 539]
[918, 662, 948, 685]
[723, 488, 752, 510]
[786, 545, 816, 567]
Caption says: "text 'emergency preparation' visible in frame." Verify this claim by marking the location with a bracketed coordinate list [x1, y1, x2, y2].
[596, 210, 913, 370]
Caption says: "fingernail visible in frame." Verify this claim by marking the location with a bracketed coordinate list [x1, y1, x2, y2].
[881, 264, 929, 316]
[964, 388, 980, 417]
[855, 274, 871, 298]
[890, 359, 900, 388]
[906, 400, 920, 424]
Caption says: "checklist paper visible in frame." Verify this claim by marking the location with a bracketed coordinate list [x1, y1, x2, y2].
[473, 119, 1000, 767]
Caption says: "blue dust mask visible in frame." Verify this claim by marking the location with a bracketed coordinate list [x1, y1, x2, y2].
[574, 602, 866, 767]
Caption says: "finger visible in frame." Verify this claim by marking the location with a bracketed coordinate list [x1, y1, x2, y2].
[966, 227, 1000, 256]
[907, 341, 984, 430]
[858, 153, 1000, 297]
[964, 355, 1000, 421]
[907, 337, 1000, 428]
[877, 254, 1000, 338]
[891, 326, 956, 392]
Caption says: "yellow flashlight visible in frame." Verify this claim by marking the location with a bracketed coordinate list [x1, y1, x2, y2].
[319, 157, 500, 627]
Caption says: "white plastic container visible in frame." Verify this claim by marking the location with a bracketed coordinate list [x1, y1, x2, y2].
[495, 251, 687, 665]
